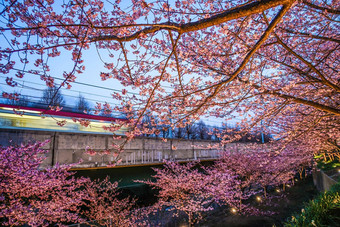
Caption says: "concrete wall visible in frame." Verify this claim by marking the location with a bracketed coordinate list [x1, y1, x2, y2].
[0, 129, 240, 168]
[313, 168, 337, 191]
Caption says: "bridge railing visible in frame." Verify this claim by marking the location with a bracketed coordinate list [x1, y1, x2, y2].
[72, 148, 222, 169]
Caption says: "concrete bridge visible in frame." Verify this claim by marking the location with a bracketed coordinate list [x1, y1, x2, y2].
[0, 129, 248, 169]
[0, 105, 249, 169]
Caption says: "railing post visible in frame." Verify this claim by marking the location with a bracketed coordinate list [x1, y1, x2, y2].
[51, 132, 58, 166]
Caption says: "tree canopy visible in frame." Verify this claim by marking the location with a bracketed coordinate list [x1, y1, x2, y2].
[1, 0, 339, 152]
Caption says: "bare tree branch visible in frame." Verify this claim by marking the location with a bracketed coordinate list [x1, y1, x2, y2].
[302, 0, 340, 14]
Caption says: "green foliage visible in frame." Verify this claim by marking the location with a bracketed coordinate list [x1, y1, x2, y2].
[285, 182, 340, 227]
[316, 158, 340, 171]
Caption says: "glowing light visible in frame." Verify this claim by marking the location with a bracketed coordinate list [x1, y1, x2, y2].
[231, 208, 237, 214]
[256, 196, 262, 202]
[1, 107, 41, 114]
[276, 189, 280, 193]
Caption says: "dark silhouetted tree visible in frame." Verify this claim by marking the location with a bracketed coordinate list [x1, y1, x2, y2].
[41, 86, 65, 107]
[75, 94, 90, 113]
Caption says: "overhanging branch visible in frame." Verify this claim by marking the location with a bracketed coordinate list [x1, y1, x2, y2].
[92, 0, 291, 42]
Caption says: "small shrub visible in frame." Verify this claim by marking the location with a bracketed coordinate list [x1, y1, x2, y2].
[285, 182, 340, 227]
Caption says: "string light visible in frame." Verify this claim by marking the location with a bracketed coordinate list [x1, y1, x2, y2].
[256, 196, 262, 202]
[231, 208, 237, 214]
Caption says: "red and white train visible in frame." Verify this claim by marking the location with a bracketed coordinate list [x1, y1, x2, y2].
[0, 104, 128, 135]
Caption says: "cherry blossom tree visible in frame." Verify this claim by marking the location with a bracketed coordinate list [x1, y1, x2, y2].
[209, 144, 312, 211]
[81, 178, 137, 227]
[204, 163, 253, 214]
[0, 140, 314, 226]
[0, 0, 338, 153]
[0, 0, 338, 222]
[0, 141, 88, 226]
[0, 141, 139, 226]
[210, 148, 265, 213]
[141, 161, 215, 226]
[143, 146, 312, 220]
[279, 140, 315, 180]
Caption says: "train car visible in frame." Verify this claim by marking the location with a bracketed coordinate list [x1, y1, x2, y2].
[0, 104, 128, 135]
